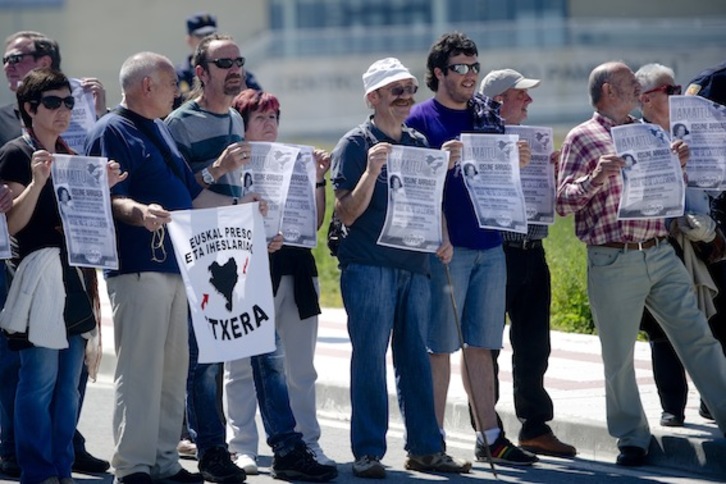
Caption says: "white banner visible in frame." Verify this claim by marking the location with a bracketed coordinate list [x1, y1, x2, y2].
[50, 154, 118, 269]
[378, 145, 448, 252]
[612, 124, 685, 220]
[669, 95, 726, 189]
[167, 204, 275, 364]
[460, 133, 528, 234]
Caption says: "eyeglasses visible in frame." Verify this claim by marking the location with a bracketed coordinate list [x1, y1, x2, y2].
[210, 57, 246, 69]
[33, 95, 75, 110]
[643, 84, 682, 96]
[447, 63, 481, 75]
[2, 52, 36, 65]
[386, 84, 418, 97]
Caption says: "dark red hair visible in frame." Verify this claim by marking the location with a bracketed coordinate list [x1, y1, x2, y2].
[232, 89, 281, 127]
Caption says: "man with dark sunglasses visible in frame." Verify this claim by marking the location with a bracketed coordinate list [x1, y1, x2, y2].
[175, 12, 261, 108]
[406, 31, 538, 467]
[331, 56, 470, 479]
[0, 30, 111, 477]
[166, 34, 336, 483]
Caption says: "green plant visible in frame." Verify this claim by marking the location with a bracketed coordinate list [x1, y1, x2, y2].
[544, 216, 594, 334]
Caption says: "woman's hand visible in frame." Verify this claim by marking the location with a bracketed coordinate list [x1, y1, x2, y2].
[30, 150, 53, 185]
[268, 233, 284, 253]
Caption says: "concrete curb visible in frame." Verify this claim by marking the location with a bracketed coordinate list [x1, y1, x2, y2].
[97, 318, 726, 480]
[315, 379, 726, 479]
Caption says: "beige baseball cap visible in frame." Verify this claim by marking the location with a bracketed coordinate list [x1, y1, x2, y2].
[479, 68, 540, 97]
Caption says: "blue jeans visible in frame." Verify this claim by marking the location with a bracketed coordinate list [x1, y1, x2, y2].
[0, 263, 18, 460]
[341, 263, 442, 459]
[0, 332, 19, 460]
[251, 333, 303, 455]
[428, 246, 506, 353]
[15, 334, 85, 483]
[186, 319, 225, 458]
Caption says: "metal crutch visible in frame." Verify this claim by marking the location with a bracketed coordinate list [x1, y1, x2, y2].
[443, 263, 498, 479]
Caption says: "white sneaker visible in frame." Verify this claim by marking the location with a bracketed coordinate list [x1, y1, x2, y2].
[233, 453, 258, 475]
[306, 442, 336, 466]
[176, 439, 197, 459]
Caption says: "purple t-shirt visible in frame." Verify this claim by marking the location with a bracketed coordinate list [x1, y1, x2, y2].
[407, 98, 502, 250]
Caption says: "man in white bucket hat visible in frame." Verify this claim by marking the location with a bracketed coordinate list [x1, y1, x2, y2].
[330, 57, 471, 479]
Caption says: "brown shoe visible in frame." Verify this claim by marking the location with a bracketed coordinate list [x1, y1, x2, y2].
[519, 432, 576, 458]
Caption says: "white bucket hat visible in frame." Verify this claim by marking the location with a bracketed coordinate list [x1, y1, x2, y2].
[362, 57, 418, 98]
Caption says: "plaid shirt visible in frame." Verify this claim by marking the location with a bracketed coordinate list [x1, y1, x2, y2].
[556, 112, 666, 246]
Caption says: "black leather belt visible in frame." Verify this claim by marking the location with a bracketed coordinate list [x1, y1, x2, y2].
[599, 236, 668, 251]
[503, 239, 543, 250]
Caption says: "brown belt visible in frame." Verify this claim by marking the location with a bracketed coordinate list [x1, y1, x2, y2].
[599, 236, 668, 251]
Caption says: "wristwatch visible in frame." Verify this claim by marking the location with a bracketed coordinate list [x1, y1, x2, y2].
[201, 167, 214, 185]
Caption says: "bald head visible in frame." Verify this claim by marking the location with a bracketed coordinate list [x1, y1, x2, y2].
[119, 52, 174, 93]
[119, 52, 179, 119]
[588, 62, 640, 123]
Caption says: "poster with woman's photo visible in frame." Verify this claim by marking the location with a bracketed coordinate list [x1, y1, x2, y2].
[460, 133, 528, 234]
[612, 123, 685, 220]
[669, 95, 726, 189]
[62, 78, 97, 154]
[279, 145, 318, 248]
[245, 142, 300, 240]
[377, 145, 449, 252]
[505, 125, 555, 224]
[50, 154, 118, 269]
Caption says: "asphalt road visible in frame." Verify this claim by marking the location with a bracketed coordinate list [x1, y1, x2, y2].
[0, 376, 719, 484]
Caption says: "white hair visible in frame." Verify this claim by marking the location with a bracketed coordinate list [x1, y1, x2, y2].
[635, 63, 675, 92]
[119, 52, 173, 92]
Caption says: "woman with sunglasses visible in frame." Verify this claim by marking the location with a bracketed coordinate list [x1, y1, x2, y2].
[0, 68, 123, 483]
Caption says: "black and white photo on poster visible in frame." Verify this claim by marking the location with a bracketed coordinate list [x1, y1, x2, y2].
[460, 133, 528, 234]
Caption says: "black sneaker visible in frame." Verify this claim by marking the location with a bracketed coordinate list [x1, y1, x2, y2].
[156, 469, 204, 484]
[0, 455, 21, 478]
[476, 435, 538, 466]
[198, 447, 246, 483]
[73, 449, 111, 473]
[272, 442, 338, 482]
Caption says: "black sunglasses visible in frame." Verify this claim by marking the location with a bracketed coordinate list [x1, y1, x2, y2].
[33, 95, 75, 110]
[643, 84, 682, 96]
[386, 85, 418, 97]
[210, 57, 246, 69]
[447, 63, 481, 75]
[2, 52, 36, 65]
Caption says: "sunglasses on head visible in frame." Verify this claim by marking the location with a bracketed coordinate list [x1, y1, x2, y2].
[2, 52, 36, 65]
[447, 62, 481, 75]
[33, 95, 75, 110]
[210, 57, 245, 69]
[386, 84, 418, 97]
[643, 84, 682, 96]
